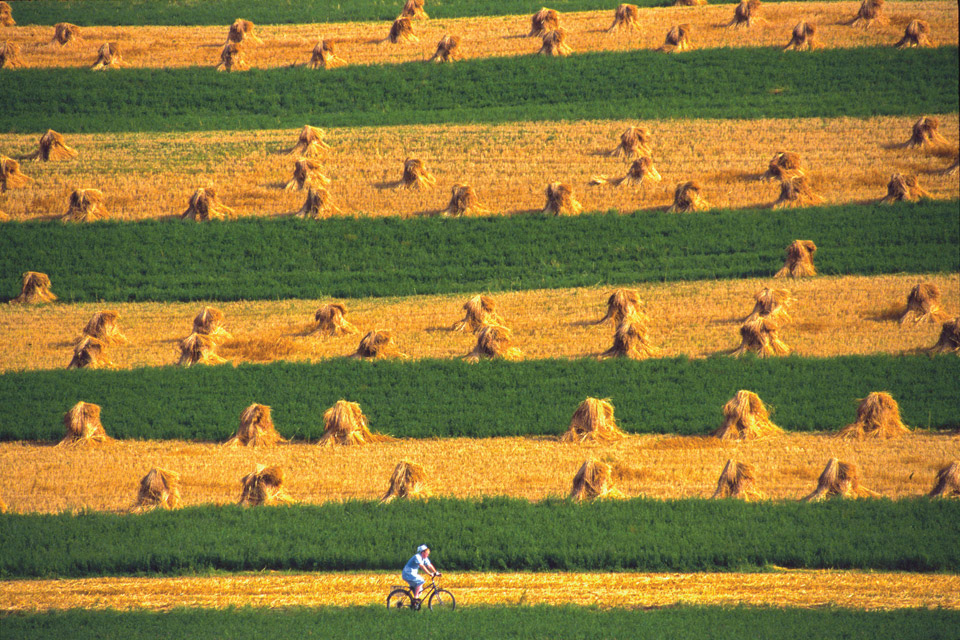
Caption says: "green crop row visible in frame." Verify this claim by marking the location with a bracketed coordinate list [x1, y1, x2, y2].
[2, 498, 958, 577]
[1, 201, 957, 303]
[1, 47, 956, 133]
[1, 356, 957, 441]
[3, 606, 959, 640]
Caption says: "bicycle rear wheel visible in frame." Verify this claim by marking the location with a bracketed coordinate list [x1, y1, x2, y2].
[387, 588, 414, 610]
[428, 588, 456, 611]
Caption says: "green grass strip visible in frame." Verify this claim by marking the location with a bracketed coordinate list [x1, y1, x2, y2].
[1, 47, 956, 133]
[8, 0, 932, 27]
[1, 356, 957, 441]
[3, 606, 959, 640]
[2, 498, 958, 577]
[1, 201, 957, 303]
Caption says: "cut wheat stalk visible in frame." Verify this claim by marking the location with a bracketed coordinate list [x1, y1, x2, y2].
[286, 125, 330, 157]
[0, 41, 23, 68]
[78, 310, 127, 345]
[711, 460, 765, 500]
[401, 0, 429, 19]
[177, 332, 227, 367]
[773, 175, 823, 209]
[529, 8, 560, 37]
[929, 317, 960, 355]
[318, 399, 394, 446]
[561, 397, 626, 443]
[895, 19, 932, 49]
[216, 42, 248, 71]
[1, 155, 32, 193]
[802, 458, 878, 501]
[68, 336, 114, 369]
[658, 24, 692, 52]
[731, 316, 790, 357]
[0, 1, 14, 27]
[0, 493, 6, 513]
[728, 0, 761, 28]
[134, 468, 181, 511]
[62, 189, 108, 222]
[591, 157, 661, 188]
[226, 19, 262, 45]
[906, 116, 948, 149]
[33, 130, 78, 161]
[466, 324, 522, 361]
[784, 21, 816, 51]
[381, 460, 430, 502]
[838, 391, 910, 439]
[442, 183, 487, 216]
[386, 17, 418, 43]
[429, 35, 461, 62]
[285, 159, 330, 191]
[192, 306, 231, 340]
[543, 181, 582, 215]
[712, 390, 783, 439]
[599, 318, 658, 359]
[311, 303, 359, 337]
[59, 401, 112, 446]
[667, 180, 708, 212]
[608, 4, 641, 33]
[181, 187, 235, 221]
[353, 330, 407, 358]
[880, 172, 927, 203]
[762, 151, 804, 181]
[91, 42, 123, 70]
[11, 271, 57, 304]
[775, 240, 817, 278]
[744, 287, 793, 324]
[610, 126, 652, 159]
[899, 282, 948, 324]
[51, 23, 81, 46]
[929, 461, 960, 498]
[570, 460, 623, 501]
[674, 0, 707, 5]
[944, 158, 959, 176]
[308, 39, 346, 69]
[539, 28, 572, 56]
[400, 158, 437, 190]
[225, 403, 286, 447]
[239, 465, 293, 506]
[596, 288, 646, 325]
[452, 294, 504, 332]
[295, 187, 340, 219]
[849, 0, 884, 28]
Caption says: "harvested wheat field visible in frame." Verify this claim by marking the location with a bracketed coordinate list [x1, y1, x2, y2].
[1, 570, 958, 612]
[0, 274, 955, 371]
[1, 432, 957, 513]
[0, 115, 957, 222]
[2, 3, 957, 70]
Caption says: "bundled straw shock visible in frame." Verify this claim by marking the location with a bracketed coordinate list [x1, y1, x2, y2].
[773, 176, 823, 209]
[51, 23, 81, 46]
[538, 29, 571, 56]
[178, 333, 227, 366]
[928, 317, 960, 355]
[401, 0, 429, 19]
[225, 403, 286, 447]
[775, 240, 817, 278]
[529, 8, 560, 37]
[611, 126, 652, 159]
[353, 330, 407, 358]
[79, 310, 127, 345]
[226, 19, 262, 45]
[135, 468, 181, 511]
[711, 460, 765, 500]
[608, 4, 641, 33]
[763, 152, 804, 181]
[386, 17, 418, 43]
[600, 319, 658, 359]
[442, 183, 487, 216]
[784, 22, 816, 50]
[880, 172, 927, 203]
[659, 24, 692, 52]
[591, 157, 661, 189]
[193, 306, 231, 340]
[928, 461, 960, 498]
[1, 155, 32, 193]
[381, 461, 430, 502]
[802, 458, 877, 501]
[543, 182, 582, 215]
[728, 0, 761, 28]
[318, 400, 393, 446]
[287, 125, 330, 157]
[745, 287, 793, 324]
[596, 288, 645, 325]
[400, 158, 437, 190]
[285, 159, 330, 191]
[848, 0, 884, 28]
[182, 188, 235, 221]
[68, 336, 114, 369]
[216, 43, 248, 71]
[899, 283, 947, 324]
[60, 401, 112, 446]
[906, 116, 948, 149]
[561, 397, 626, 443]
[570, 460, 623, 501]
[837, 392, 910, 438]
[466, 324, 522, 361]
[732, 316, 790, 357]
[895, 19, 932, 48]
[667, 181, 708, 212]
[712, 390, 782, 439]
[430, 35, 461, 62]
[452, 294, 504, 332]
[91, 42, 123, 70]
[0, 1, 14, 27]
[11, 271, 57, 304]
[296, 188, 340, 219]
[0, 41, 23, 68]
[312, 303, 359, 337]
[33, 130, 78, 161]
[63, 189, 108, 222]
[308, 39, 346, 69]
[239, 466, 293, 506]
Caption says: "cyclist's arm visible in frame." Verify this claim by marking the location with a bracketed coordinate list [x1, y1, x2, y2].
[420, 560, 439, 576]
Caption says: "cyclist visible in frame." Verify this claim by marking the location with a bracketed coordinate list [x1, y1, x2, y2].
[402, 544, 441, 602]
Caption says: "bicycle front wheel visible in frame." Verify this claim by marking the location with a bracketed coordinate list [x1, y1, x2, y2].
[428, 588, 456, 611]
[387, 588, 414, 610]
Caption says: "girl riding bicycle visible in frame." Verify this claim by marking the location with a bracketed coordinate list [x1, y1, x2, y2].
[402, 544, 441, 601]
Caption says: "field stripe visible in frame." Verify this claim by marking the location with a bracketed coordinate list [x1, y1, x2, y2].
[5, 3, 957, 70]
[2, 571, 958, 611]
[2, 47, 957, 133]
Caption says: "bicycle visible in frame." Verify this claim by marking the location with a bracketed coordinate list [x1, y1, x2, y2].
[386, 575, 456, 611]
